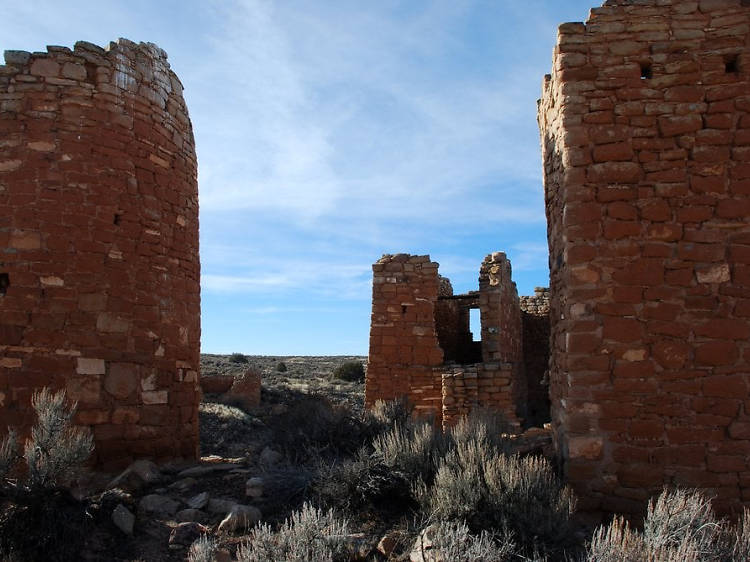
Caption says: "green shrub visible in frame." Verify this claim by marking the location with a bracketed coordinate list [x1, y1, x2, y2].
[24, 388, 94, 489]
[188, 535, 218, 562]
[643, 487, 722, 556]
[731, 508, 750, 560]
[330, 361, 365, 382]
[413, 521, 516, 562]
[276, 361, 288, 372]
[237, 503, 350, 562]
[0, 429, 19, 481]
[369, 397, 411, 428]
[229, 352, 249, 364]
[313, 448, 411, 514]
[372, 419, 448, 484]
[1, 387, 93, 490]
[270, 395, 376, 461]
[585, 488, 748, 562]
[416, 419, 574, 557]
[0, 388, 94, 561]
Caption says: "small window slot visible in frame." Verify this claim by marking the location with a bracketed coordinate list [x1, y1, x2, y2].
[640, 63, 653, 80]
[0, 273, 8, 296]
[725, 55, 739, 74]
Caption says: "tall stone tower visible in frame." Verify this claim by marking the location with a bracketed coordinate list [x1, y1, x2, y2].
[0, 39, 200, 467]
[539, 0, 750, 513]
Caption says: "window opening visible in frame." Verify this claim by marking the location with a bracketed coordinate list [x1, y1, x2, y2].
[470, 308, 481, 342]
[726, 55, 739, 74]
[640, 63, 652, 80]
[0, 273, 8, 296]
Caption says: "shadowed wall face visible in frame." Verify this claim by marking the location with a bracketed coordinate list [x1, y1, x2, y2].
[539, 0, 750, 514]
[0, 39, 200, 468]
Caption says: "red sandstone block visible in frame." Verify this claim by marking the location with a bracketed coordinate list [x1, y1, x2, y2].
[587, 162, 642, 184]
[640, 200, 672, 222]
[653, 445, 706, 467]
[613, 361, 655, 380]
[652, 340, 691, 369]
[618, 464, 665, 488]
[603, 317, 643, 343]
[708, 455, 747, 473]
[612, 286, 643, 303]
[658, 115, 702, 136]
[694, 319, 750, 340]
[695, 341, 739, 366]
[593, 142, 634, 162]
[647, 223, 683, 241]
[600, 401, 638, 419]
[604, 219, 641, 239]
[691, 175, 727, 194]
[629, 419, 665, 441]
[613, 259, 664, 285]
[730, 244, 750, 264]
[613, 377, 658, 394]
[677, 242, 725, 262]
[702, 375, 747, 398]
[735, 300, 750, 316]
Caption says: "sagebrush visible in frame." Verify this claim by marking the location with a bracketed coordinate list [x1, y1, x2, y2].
[237, 503, 350, 562]
[586, 488, 750, 562]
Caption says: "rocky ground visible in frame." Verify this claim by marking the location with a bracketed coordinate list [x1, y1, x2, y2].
[1, 355, 373, 562]
[1, 354, 554, 561]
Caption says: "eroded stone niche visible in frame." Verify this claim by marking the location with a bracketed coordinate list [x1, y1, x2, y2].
[0, 39, 200, 468]
[539, 0, 750, 514]
[366, 252, 550, 430]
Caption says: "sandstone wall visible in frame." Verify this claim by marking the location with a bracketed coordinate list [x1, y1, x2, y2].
[520, 288, 551, 427]
[366, 253, 531, 428]
[365, 254, 444, 420]
[539, 0, 750, 513]
[0, 39, 200, 468]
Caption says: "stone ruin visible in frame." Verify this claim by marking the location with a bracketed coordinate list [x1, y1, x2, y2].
[540, 0, 750, 514]
[0, 39, 200, 468]
[365, 253, 550, 431]
[1, 0, 750, 517]
[367, 0, 750, 515]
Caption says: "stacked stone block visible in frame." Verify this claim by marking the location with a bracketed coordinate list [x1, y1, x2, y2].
[0, 39, 200, 467]
[365, 254, 444, 420]
[367, 253, 533, 429]
[539, 0, 750, 513]
[441, 364, 520, 430]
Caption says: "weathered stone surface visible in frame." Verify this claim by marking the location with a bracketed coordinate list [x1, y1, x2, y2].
[107, 459, 162, 492]
[169, 522, 209, 549]
[187, 491, 210, 510]
[259, 447, 282, 467]
[175, 508, 208, 523]
[0, 39, 200, 467]
[225, 369, 262, 409]
[111, 504, 135, 535]
[217, 504, 262, 533]
[139, 494, 180, 516]
[245, 477, 264, 498]
[207, 498, 236, 515]
[366, 253, 534, 430]
[539, 0, 750, 515]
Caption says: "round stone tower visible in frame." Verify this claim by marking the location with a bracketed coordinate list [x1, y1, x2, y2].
[0, 39, 200, 467]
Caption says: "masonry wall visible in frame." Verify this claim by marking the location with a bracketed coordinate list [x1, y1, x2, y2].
[366, 254, 445, 420]
[520, 288, 551, 427]
[366, 253, 529, 429]
[539, 0, 750, 513]
[0, 39, 200, 468]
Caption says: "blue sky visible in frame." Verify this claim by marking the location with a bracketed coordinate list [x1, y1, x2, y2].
[2, 1, 595, 355]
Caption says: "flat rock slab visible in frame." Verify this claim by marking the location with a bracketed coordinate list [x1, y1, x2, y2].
[177, 463, 238, 478]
